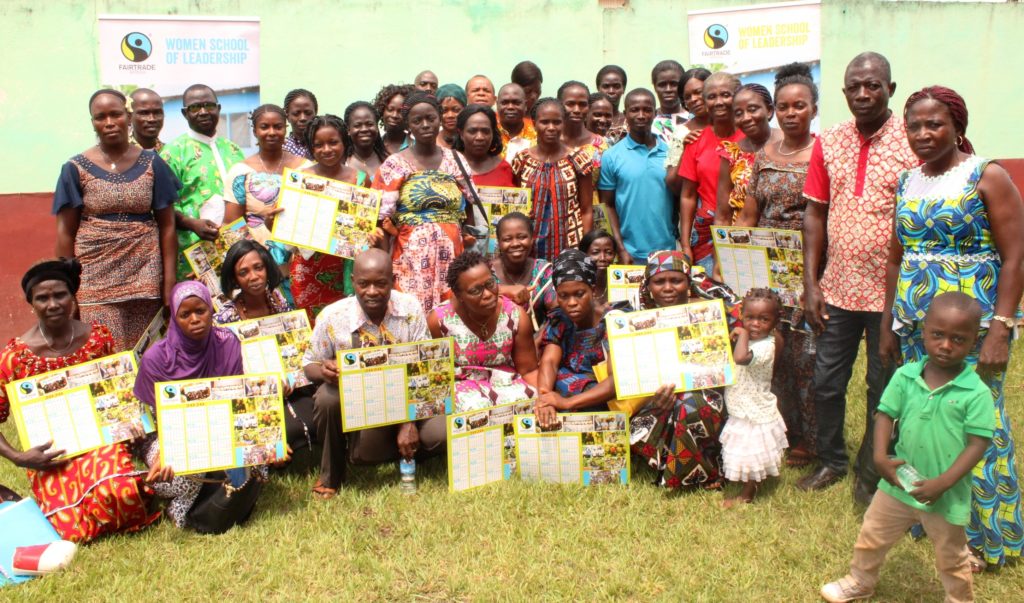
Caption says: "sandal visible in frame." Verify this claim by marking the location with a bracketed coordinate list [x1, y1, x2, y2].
[311, 481, 337, 500]
[968, 552, 987, 574]
[786, 446, 814, 467]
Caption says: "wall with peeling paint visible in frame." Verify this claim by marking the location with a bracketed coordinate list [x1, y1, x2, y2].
[1, 0, 1022, 193]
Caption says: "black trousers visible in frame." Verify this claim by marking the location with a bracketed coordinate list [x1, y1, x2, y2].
[812, 304, 894, 486]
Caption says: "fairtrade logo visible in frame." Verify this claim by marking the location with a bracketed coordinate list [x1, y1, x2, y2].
[613, 269, 623, 279]
[121, 32, 152, 62]
[343, 353, 357, 366]
[162, 385, 177, 398]
[19, 382, 34, 394]
[704, 24, 728, 49]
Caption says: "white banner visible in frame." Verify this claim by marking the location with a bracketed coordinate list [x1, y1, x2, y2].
[97, 15, 260, 151]
[688, 1, 821, 130]
[688, 1, 820, 75]
[98, 15, 259, 94]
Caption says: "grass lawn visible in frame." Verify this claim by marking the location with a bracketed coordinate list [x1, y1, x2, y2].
[3, 347, 1023, 602]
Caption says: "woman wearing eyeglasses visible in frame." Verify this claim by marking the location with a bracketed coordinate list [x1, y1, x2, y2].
[427, 251, 538, 413]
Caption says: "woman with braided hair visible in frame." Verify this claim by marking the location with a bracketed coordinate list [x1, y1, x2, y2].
[224, 104, 305, 230]
[714, 83, 780, 226]
[373, 83, 414, 156]
[372, 91, 478, 313]
[343, 101, 389, 177]
[880, 85, 1024, 570]
[283, 88, 318, 159]
[290, 114, 381, 320]
[511, 98, 594, 262]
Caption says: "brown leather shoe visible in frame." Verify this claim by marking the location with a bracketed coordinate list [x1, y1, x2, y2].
[796, 466, 845, 491]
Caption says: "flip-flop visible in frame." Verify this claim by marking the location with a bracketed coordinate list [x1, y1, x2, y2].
[786, 455, 812, 468]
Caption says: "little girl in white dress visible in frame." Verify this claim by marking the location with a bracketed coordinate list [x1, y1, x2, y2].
[721, 288, 788, 507]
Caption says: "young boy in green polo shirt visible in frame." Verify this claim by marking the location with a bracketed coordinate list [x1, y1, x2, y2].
[821, 292, 995, 603]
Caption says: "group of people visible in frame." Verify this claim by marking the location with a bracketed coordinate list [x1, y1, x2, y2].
[0, 53, 1022, 601]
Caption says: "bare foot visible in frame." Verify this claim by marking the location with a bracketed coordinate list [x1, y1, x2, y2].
[721, 495, 752, 509]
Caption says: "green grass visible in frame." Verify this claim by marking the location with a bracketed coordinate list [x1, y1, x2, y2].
[3, 347, 1023, 602]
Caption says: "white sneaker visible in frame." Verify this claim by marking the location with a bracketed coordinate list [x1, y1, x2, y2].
[821, 576, 874, 602]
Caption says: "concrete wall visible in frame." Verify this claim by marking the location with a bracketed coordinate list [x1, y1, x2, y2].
[1, 0, 1022, 194]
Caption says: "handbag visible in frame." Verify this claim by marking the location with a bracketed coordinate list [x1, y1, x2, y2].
[184, 467, 264, 535]
[451, 151, 491, 256]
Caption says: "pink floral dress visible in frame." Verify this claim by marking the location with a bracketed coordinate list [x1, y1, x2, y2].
[434, 296, 536, 412]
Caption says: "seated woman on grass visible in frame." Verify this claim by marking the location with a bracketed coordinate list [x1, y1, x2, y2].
[625, 251, 727, 490]
[535, 248, 624, 428]
[428, 251, 538, 412]
[135, 281, 272, 532]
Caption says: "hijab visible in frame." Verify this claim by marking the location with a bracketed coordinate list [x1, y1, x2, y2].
[133, 281, 243, 407]
[639, 250, 691, 309]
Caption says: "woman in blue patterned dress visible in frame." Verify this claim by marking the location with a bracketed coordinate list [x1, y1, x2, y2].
[880, 86, 1024, 570]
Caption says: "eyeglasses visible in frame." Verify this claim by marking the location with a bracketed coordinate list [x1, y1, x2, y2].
[185, 102, 218, 115]
[464, 278, 498, 298]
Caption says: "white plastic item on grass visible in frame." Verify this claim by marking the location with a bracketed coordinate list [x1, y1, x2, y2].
[11, 541, 78, 576]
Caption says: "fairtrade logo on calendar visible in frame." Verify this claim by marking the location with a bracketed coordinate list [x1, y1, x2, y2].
[161, 384, 179, 401]
[341, 352, 358, 371]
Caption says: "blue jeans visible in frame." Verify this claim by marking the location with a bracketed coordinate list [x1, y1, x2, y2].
[812, 304, 893, 485]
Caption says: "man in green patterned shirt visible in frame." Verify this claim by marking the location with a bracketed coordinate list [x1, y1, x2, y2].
[160, 84, 245, 280]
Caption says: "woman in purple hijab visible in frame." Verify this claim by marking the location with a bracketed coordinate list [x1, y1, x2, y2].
[135, 282, 262, 531]
[134, 281, 243, 407]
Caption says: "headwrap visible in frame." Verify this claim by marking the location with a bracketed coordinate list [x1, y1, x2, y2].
[639, 250, 692, 309]
[436, 83, 468, 106]
[133, 281, 243, 408]
[22, 257, 82, 302]
[552, 248, 597, 288]
[904, 85, 974, 154]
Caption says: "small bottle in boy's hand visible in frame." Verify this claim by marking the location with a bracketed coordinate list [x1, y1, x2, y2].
[895, 462, 927, 498]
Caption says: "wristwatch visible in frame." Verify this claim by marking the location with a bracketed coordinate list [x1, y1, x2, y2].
[991, 315, 1018, 329]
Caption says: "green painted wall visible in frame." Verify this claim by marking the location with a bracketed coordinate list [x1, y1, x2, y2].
[2, 0, 1022, 194]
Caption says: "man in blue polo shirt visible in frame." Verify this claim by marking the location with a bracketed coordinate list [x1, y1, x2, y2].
[598, 88, 679, 265]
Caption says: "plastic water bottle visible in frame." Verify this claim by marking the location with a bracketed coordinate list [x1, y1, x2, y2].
[802, 321, 817, 354]
[399, 458, 417, 494]
[896, 463, 927, 499]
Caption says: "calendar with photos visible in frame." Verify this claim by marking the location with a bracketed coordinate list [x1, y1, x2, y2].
[338, 338, 455, 432]
[222, 310, 312, 388]
[514, 411, 629, 485]
[182, 218, 251, 310]
[5, 352, 152, 459]
[272, 168, 381, 258]
[605, 299, 735, 399]
[446, 400, 533, 492]
[155, 373, 287, 475]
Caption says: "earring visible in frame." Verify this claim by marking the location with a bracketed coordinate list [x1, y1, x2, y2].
[956, 135, 964, 147]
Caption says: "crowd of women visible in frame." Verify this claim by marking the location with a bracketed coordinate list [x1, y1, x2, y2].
[1, 54, 1022, 586]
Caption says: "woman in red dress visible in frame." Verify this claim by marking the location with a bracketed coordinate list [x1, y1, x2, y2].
[0, 259, 159, 542]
